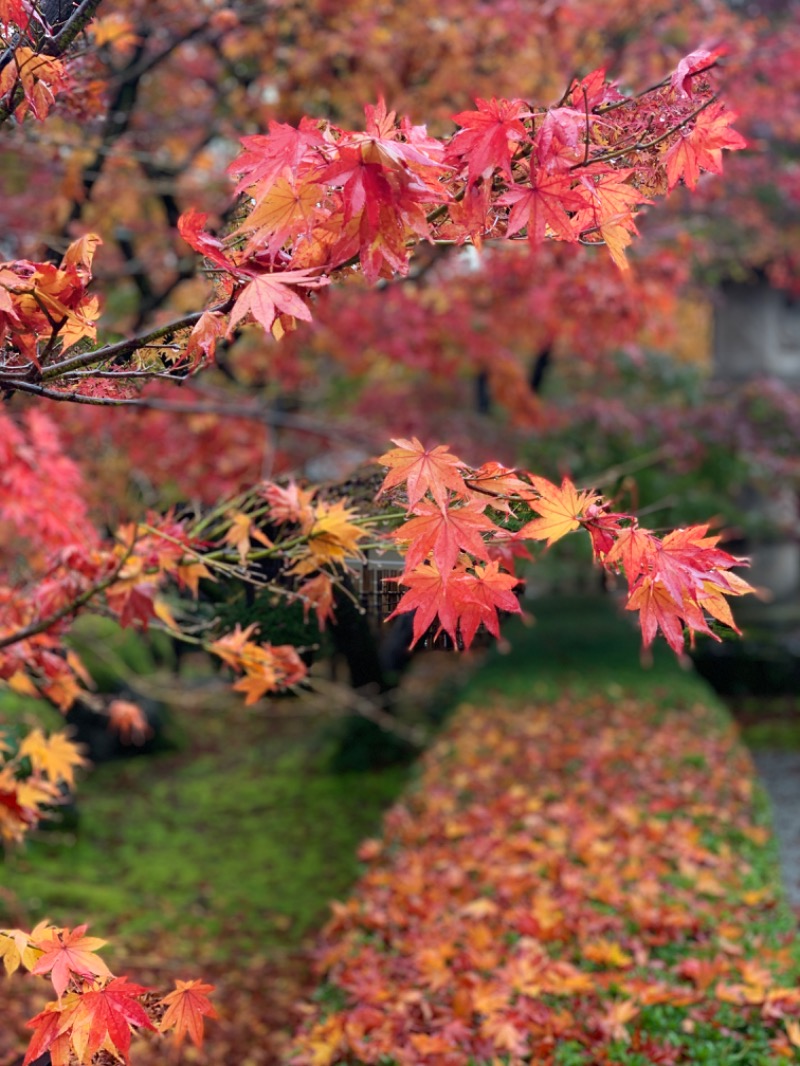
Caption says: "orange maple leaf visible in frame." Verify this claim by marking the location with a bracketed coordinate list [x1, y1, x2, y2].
[377, 437, 468, 509]
[519, 475, 598, 547]
[159, 979, 217, 1047]
[31, 925, 111, 1000]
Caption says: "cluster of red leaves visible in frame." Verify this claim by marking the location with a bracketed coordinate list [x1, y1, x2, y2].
[378, 438, 753, 655]
[294, 692, 800, 1065]
[0, 920, 215, 1065]
[171, 60, 744, 351]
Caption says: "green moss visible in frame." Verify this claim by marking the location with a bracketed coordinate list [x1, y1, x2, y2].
[4, 707, 409, 963]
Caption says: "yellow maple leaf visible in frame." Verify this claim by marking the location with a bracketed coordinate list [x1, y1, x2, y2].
[299, 501, 367, 571]
[519, 476, 598, 547]
[0, 928, 43, 975]
[224, 512, 273, 565]
[176, 559, 213, 598]
[583, 938, 634, 968]
[18, 729, 87, 788]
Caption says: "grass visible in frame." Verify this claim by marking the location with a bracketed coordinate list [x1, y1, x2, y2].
[463, 592, 720, 706]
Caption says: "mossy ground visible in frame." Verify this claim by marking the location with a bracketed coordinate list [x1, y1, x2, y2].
[2, 705, 409, 964]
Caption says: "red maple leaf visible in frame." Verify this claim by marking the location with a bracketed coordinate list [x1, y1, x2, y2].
[228, 117, 325, 199]
[159, 979, 217, 1047]
[570, 68, 625, 111]
[387, 561, 460, 645]
[392, 500, 494, 575]
[499, 167, 589, 243]
[23, 998, 75, 1066]
[228, 269, 328, 333]
[447, 97, 530, 185]
[377, 437, 468, 509]
[68, 977, 155, 1064]
[625, 576, 712, 654]
[184, 310, 226, 369]
[177, 209, 236, 272]
[605, 526, 660, 589]
[387, 561, 502, 647]
[670, 46, 727, 98]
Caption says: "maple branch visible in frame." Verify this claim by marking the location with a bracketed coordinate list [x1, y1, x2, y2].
[38, 310, 211, 378]
[576, 93, 720, 169]
[0, 550, 131, 651]
[0, 377, 374, 444]
[41, 0, 103, 56]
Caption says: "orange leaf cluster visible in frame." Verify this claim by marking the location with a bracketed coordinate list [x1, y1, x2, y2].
[295, 693, 800, 1065]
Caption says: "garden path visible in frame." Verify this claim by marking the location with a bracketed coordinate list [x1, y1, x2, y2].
[753, 751, 800, 908]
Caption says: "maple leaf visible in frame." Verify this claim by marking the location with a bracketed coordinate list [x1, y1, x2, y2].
[232, 642, 307, 704]
[23, 996, 77, 1066]
[519, 475, 599, 547]
[159, 979, 217, 1047]
[303, 500, 367, 570]
[671, 47, 727, 98]
[570, 67, 625, 111]
[387, 561, 466, 646]
[228, 118, 326, 199]
[228, 269, 328, 334]
[223, 511, 273, 565]
[61, 233, 102, 277]
[0, 47, 67, 121]
[625, 576, 709, 654]
[262, 479, 317, 531]
[175, 558, 213, 598]
[68, 977, 155, 1064]
[500, 168, 589, 243]
[351, 97, 448, 173]
[392, 499, 494, 575]
[18, 727, 87, 788]
[0, 927, 42, 975]
[464, 461, 533, 511]
[454, 561, 522, 646]
[208, 622, 260, 670]
[107, 699, 152, 746]
[31, 924, 112, 1000]
[447, 97, 530, 185]
[184, 310, 226, 369]
[176, 209, 236, 272]
[665, 103, 747, 192]
[234, 174, 323, 255]
[377, 437, 468, 509]
[296, 572, 335, 629]
[606, 526, 659, 588]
